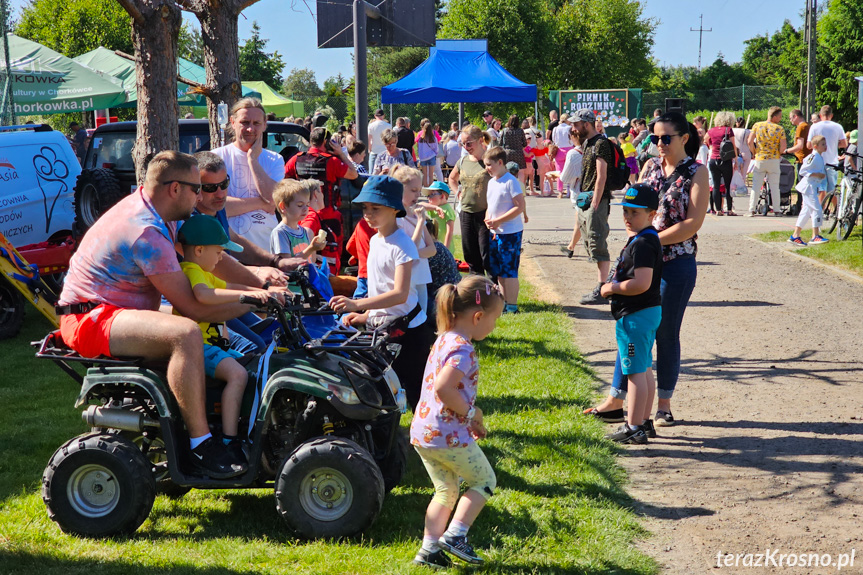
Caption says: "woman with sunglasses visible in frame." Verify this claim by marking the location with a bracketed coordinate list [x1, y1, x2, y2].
[585, 112, 708, 429]
[448, 125, 492, 276]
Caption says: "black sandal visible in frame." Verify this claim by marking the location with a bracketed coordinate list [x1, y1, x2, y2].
[583, 407, 625, 423]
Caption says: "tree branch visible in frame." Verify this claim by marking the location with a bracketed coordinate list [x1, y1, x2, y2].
[116, 0, 145, 25]
[238, 0, 262, 12]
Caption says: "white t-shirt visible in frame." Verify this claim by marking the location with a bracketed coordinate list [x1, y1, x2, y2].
[525, 127, 541, 148]
[560, 147, 583, 202]
[212, 144, 285, 251]
[367, 119, 392, 155]
[444, 139, 461, 166]
[397, 216, 432, 286]
[807, 120, 845, 165]
[486, 172, 524, 235]
[552, 123, 571, 148]
[367, 228, 425, 328]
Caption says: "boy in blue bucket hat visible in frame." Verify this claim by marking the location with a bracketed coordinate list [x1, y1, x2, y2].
[597, 183, 663, 444]
[176, 214, 272, 472]
[329, 176, 434, 411]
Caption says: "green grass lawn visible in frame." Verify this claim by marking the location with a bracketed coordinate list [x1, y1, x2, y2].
[755, 225, 863, 276]
[0, 284, 656, 574]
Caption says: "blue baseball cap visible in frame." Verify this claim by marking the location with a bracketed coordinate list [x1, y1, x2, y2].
[178, 214, 244, 252]
[612, 183, 659, 210]
[422, 180, 451, 196]
[354, 175, 406, 217]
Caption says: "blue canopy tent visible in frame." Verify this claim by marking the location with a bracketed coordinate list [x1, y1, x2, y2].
[381, 40, 536, 125]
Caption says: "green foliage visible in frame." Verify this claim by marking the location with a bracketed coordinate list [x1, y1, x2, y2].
[15, 0, 132, 57]
[238, 22, 285, 86]
[742, 21, 805, 90]
[177, 22, 204, 67]
[817, 0, 863, 128]
[282, 67, 324, 101]
[551, 0, 657, 90]
[687, 56, 757, 90]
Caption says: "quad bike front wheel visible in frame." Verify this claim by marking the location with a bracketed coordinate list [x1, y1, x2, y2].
[275, 436, 384, 539]
[42, 433, 156, 537]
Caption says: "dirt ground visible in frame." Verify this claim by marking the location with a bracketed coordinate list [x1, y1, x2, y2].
[520, 196, 863, 574]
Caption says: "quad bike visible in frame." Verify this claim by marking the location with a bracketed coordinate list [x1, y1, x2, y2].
[35, 272, 408, 540]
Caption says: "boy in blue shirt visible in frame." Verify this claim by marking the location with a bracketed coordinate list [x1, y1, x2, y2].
[600, 184, 663, 444]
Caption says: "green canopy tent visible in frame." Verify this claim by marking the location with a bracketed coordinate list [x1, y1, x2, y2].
[3, 34, 127, 115]
[242, 81, 303, 118]
[74, 47, 261, 108]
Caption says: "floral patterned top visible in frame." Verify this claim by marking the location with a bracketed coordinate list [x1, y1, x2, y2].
[409, 332, 478, 449]
[644, 157, 700, 262]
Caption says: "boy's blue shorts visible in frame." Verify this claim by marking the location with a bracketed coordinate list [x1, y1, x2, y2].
[203, 343, 244, 378]
[615, 306, 661, 375]
[489, 231, 523, 279]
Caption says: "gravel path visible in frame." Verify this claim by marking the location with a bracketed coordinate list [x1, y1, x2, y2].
[520, 196, 863, 573]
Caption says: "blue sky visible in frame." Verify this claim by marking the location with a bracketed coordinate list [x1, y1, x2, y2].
[10, 0, 805, 86]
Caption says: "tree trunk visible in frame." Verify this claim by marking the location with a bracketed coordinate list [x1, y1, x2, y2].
[120, 0, 183, 184]
[187, 0, 260, 147]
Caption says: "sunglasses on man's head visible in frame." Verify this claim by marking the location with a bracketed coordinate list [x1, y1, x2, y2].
[649, 134, 681, 145]
[201, 175, 231, 193]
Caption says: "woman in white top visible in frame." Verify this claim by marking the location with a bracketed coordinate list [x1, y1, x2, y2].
[732, 116, 752, 179]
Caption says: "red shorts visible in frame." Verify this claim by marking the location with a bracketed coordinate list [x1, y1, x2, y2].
[59, 304, 126, 358]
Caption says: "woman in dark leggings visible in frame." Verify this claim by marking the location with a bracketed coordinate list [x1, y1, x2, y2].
[448, 125, 492, 275]
[704, 111, 740, 215]
[584, 112, 709, 428]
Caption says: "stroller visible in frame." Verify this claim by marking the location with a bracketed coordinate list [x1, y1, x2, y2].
[755, 157, 800, 216]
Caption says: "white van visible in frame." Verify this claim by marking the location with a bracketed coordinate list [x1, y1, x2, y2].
[0, 125, 79, 247]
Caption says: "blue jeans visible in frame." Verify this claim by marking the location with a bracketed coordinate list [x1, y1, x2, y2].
[226, 312, 276, 353]
[610, 255, 697, 401]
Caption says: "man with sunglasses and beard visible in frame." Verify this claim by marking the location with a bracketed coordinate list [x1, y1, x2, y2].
[571, 108, 618, 305]
[193, 152, 304, 276]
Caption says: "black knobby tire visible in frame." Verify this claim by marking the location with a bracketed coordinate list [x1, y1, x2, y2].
[839, 194, 862, 241]
[275, 436, 384, 539]
[0, 277, 25, 340]
[74, 168, 127, 235]
[820, 190, 836, 221]
[42, 432, 156, 537]
[117, 431, 191, 499]
[378, 431, 408, 493]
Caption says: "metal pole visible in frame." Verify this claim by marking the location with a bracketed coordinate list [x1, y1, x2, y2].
[805, 0, 817, 119]
[458, 103, 464, 130]
[354, 0, 368, 170]
[389, 104, 392, 125]
[857, 77, 863, 143]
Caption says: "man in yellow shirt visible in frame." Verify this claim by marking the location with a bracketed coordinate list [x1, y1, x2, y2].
[746, 106, 787, 216]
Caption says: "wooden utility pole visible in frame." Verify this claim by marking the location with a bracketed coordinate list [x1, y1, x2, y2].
[690, 14, 712, 70]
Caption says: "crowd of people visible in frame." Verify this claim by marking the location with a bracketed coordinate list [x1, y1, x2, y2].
[53, 95, 856, 568]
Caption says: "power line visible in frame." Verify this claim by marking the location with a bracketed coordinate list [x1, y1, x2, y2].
[690, 14, 712, 70]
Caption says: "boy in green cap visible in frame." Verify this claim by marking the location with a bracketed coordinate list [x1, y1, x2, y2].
[177, 214, 271, 466]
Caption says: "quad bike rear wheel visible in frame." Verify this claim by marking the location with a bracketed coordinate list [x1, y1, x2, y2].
[275, 436, 384, 539]
[42, 433, 156, 537]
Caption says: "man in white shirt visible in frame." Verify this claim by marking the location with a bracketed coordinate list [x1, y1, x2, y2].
[212, 98, 285, 251]
[807, 104, 848, 196]
[367, 109, 392, 171]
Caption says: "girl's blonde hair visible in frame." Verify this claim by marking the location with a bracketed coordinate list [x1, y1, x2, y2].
[389, 163, 422, 185]
[462, 125, 491, 146]
[435, 276, 504, 333]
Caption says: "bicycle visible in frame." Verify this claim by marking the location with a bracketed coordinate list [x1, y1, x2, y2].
[833, 155, 863, 242]
[824, 156, 857, 235]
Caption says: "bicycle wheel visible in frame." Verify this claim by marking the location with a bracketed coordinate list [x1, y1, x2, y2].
[820, 189, 836, 221]
[833, 187, 852, 238]
[826, 187, 844, 234]
[838, 192, 861, 241]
